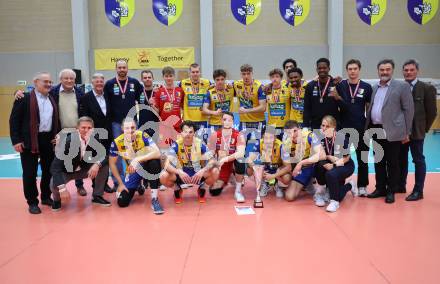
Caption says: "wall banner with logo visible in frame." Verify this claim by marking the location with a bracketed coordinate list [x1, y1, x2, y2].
[94, 47, 195, 70]
[231, 0, 262, 25]
[105, 0, 135, 28]
[279, 0, 310, 27]
[407, 0, 438, 25]
[152, 0, 183, 26]
[356, 0, 387, 26]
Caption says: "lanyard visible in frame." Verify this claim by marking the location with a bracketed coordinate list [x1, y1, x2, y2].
[324, 132, 336, 155]
[348, 80, 361, 103]
[271, 86, 281, 103]
[191, 81, 200, 94]
[164, 86, 176, 103]
[243, 81, 254, 99]
[116, 78, 128, 98]
[317, 78, 330, 103]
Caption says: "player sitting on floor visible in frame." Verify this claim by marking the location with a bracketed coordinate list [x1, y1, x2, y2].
[160, 121, 220, 204]
[109, 118, 164, 214]
[207, 111, 246, 199]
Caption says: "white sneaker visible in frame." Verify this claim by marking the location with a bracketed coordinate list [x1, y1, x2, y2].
[313, 192, 326, 207]
[358, 187, 368, 197]
[259, 182, 270, 197]
[235, 191, 245, 203]
[275, 185, 285, 198]
[326, 200, 340, 212]
[349, 181, 358, 197]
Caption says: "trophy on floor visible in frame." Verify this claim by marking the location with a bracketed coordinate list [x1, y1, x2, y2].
[253, 164, 264, 208]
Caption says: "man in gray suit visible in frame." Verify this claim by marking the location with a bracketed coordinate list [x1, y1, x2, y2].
[399, 59, 437, 201]
[365, 59, 414, 203]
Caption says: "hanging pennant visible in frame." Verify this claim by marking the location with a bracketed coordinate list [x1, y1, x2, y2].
[356, 0, 387, 26]
[152, 0, 183, 26]
[231, 0, 262, 25]
[105, 0, 135, 28]
[407, 0, 438, 25]
[279, 0, 310, 27]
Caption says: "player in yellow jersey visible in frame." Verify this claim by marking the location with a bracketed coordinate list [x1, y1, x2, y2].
[233, 64, 266, 139]
[160, 121, 220, 204]
[287, 67, 308, 126]
[109, 118, 164, 214]
[281, 120, 326, 202]
[265, 68, 291, 137]
[202, 69, 235, 132]
[179, 63, 211, 141]
[247, 126, 292, 199]
[281, 58, 297, 86]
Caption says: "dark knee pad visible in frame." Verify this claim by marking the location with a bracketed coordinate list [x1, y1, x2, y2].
[209, 188, 223, 196]
[234, 160, 245, 175]
[117, 190, 134, 208]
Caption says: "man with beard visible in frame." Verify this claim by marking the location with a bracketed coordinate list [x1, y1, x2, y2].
[137, 70, 159, 139]
[366, 59, 414, 204]
[287, 67, 308, 127]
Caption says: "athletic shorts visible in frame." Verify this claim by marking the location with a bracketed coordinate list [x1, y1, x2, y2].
[292, 165, 315, 186]
[124, 172, 143, 190]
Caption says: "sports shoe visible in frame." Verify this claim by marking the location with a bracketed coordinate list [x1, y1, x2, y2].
[104, 184, 116, 193]
[275, 184, 285, 198]
[235, 191, 245, 203]
[92, 196, 111, 207]
[326, 200, 340, 213]
[349, 181, 356, 197]
[198, 187, 206, 203]
[323, 188, 330, 202]
[313, 192, 326, 207]
[41, 198, 54, 206]
[77, 186, 87, 196]
[137, 184, 145, 196]
[358, 187, 368, 197]
[151, 198, 164, 214]
[51, 200, 61, 212]
[174, 189, 183, 204]
[259, 182, 270, 197]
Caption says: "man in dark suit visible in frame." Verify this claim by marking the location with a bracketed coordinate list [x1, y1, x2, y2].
[399, 59, 437, 201]
[50, 116, 111, 211]
[366, 59, 414, 204]
[9, 72, 60, 214]
[15, 69, 87, 196]
[79, 73, 114, 193]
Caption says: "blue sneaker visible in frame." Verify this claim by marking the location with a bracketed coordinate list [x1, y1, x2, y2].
[151, 198, 164, 215]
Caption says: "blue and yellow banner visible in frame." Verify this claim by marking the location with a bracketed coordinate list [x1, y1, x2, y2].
[94, 47, 195, 70]
[279, 0, 310, 27]
[356, 0, 387, 26]
[152, 0, 183, 26]
[407, 0, 438, 25]
[105, 0, 135, 28]
[231, 0, 262, 25]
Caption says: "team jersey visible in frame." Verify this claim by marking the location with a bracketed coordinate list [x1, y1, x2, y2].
[249, 138, 283, 167]
[281, 129, 320, 163]
[153, 85, 183, 130]
[214, 128, 240, 157]
[266, 85, 291, 128]
[233, 80, 266, 123]
[170, 137, 208, 176]
[288, 80, 308, 123]
[203, 85, 235, 126]
[180, 78, 211, 122]
[109, 131, 156, 171]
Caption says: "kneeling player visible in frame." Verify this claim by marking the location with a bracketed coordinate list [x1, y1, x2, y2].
[207, 112, 246, 199]
[109, 118, 164, 214]
[247, 127, 292, 199]
[160, 121, 220, 203]
[281, 120, 326, 202]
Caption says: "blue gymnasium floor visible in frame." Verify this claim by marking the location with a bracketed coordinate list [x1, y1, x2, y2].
[0, 134, 440, 178]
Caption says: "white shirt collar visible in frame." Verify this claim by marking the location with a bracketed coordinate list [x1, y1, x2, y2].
[93, 89, 104, 97]
[379, 79, 391, 88]
[60, 84, 75, 93]
[35, 89, 48, 98]
[410, 78, 418, 86]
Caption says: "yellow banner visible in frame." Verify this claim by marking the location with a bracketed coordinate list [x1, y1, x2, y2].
[94, 47, 195, 70]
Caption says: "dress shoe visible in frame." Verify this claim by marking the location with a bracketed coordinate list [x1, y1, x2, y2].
[367, 189, 386, 198]
[406, 191, 423, 201]
[28, 204, 42, 214]
[41, 198, 54, 206]
[77, 186, 87, 196]
[385, 193, 395, 204]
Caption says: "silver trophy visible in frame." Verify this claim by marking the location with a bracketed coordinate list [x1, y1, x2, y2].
[253, 164, 264, 208]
